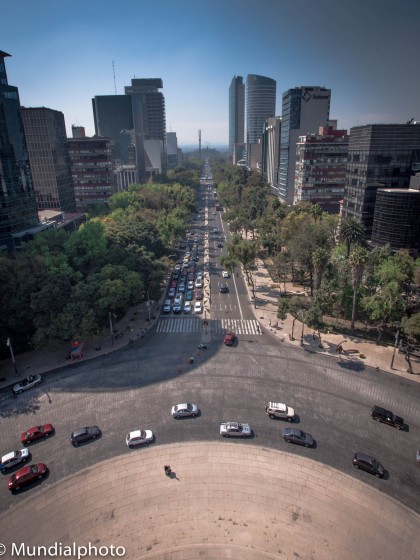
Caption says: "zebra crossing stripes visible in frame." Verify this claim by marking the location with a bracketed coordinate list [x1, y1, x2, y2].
[215, 319, 261, 336]
[156, 317, 201, 333]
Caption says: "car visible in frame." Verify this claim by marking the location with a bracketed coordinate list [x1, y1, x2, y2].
[265, 402, 295, 421]
[178, 283, 186, 293]
[188, 272, 195, 281]
[182, 262, 189, 269]
[193, 237, 198, 243]
[173, 302, 182, 313]
[195, 278, 203, 288]
[168, 287, 176, 298]
[219, 283, 228, 293]
[416, 448, 420, 463]
[188, 261, 196, 268]
[170, 280, 177, 289]
[370, 405, 404, 429]
[175, 293, 183, 302]
[352, 452, 385, 478]
[187, 281, 194, 290]
[171, 403, 199, 418]
[126, 429, 154, 447]
[0, 449, 30, 473]
[224, 331, 236, 346]
[171, 271, 179, 280]
[12, 375, 42, 395]
[213, 228, 218, 233]
[222, 271, 230, 278]
[194, 289, 203, 300]
[217, 243, 223, 248]
[193, 254, 199, 262]
[183, 302, 192, 314]
[196, 271, 203, 279]
[185, 290, 194, 301]
[220, 421, 252, 438]
[180, 268, 187, 277]
[8, 463, 48, 491]
[174, 264, 181, 271]
[20, 424, 54, 444]
[163, 299, 172, 313]
[194, 301, 203, 314]
[70, 426, 100, 447]
[282, 428, 313, 447]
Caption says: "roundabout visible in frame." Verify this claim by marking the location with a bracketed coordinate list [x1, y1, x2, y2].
[1, 442, 419, 559]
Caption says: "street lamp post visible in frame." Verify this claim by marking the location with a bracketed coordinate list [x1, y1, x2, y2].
[390, 328, 400, 370]
[6, 337, 18, 376]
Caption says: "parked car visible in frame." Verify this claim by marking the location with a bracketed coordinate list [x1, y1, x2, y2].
[224, 331, 235, 346]
[217, 242, 223, 248]
[178, 282, 186, 293]
[168, 288, 176, 298]
[170, 280, 177, 289]
[185, 290, 194, 301]
[12, 375, 42, 395]
[352, 452, 385, 478]
[1, 449, 30, 473]
[194, 289, 203, 300]
[265, 402, 295, 421]
[126, 429, 154, 447]
[282, 428, 313, 447]
[222, 271, 230, 278]
[175, 294, 183, 303]
[70, 426, 101, 446]
[171, 403, 199, 418]
[370, 406, 404, 429]
[163, 299, 172, 313]
[195, 278, 203, 288]
[194, 301, 203, 314]
[219, 283, 229, 293]
[21, 424, 54, 444]
[8, 463, 48, 492]
[220, 421, 251, 438]
[173, 302, 182, 313]
[187, 280, 194, 290]
[183, 302, 192, 314]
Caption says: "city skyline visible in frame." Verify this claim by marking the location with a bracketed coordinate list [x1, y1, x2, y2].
[2, 0, 419, 146]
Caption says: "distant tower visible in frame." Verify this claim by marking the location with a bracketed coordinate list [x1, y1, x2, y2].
[229, 76, 245, 157]
[198, 129, 201, 160]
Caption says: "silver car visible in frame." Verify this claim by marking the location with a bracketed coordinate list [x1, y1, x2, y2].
[220, 421, 252, 438]
[171, 403, 199, 418]
[13, 375, 42, 395]
[0, 449, 30, 472]
[126, 429, 154, 447]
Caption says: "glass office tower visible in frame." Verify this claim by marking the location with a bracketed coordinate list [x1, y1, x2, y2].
[246, 74, 276, 144]
[229, 76, 245, 157]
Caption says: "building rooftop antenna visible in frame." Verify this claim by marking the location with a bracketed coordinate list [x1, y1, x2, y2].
[112, 61, 117, 95]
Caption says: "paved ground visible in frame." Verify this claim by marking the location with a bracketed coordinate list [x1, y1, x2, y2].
[1, 443, 419, 560]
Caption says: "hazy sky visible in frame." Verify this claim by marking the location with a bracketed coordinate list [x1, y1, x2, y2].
[2, 0, 419, 146]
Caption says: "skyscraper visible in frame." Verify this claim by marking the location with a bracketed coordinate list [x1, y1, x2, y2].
[342, 123, 420, 237]
[0, 51, 39, 252]
[21, 107, 76, 212]
[278, 86, 331, 203]
[246, 75, 276, 145]
[92, 95, 133, 163]
[229, 76, 245, 157]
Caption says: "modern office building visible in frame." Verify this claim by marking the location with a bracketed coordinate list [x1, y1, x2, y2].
[166, 132, 178, 169]
[92, 95, 133, 163]
[278, 86, 331, 203]
[233, 143, 246, 165]
[68, 127, 115, 210]
[246, 74, 276, 145]
[229, 76, 245, 158]
[21, 107, 76, 212]
[371, 187, 420, 254]
[261, 116, 281, 190]
[294, 126, 349, 213]
[0, 50, 41, 252]
[92, 78, 166, 183]
[342, 123, 420, 237]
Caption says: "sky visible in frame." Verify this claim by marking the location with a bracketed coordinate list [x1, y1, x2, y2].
[2, 0, 419, 147]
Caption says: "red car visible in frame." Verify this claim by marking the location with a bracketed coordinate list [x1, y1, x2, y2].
[170, 280, 177, 288]
[20, 424, 54, 444]
[8, 463, 48, 491]
[224, 332, 236, 346]
[194, 289, 203, 300]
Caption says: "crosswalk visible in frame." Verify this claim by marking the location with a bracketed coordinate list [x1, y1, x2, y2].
[155, 317, 262, 335]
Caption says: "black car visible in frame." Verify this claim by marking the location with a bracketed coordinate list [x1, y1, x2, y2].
[70, 426, 101, 446]
[217, 242, 223, 248]
[352, 452, 385, 478]
[282, 428, 314, 447]
[370, 406, 404, 429]
[219, 283, 229, 293]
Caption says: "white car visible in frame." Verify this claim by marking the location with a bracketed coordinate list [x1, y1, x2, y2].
[174, 294, 183, 304]
[13, 375, 42, 395]
[222, 271, 230, 278]
[265, 402, 295, 421]
[183, 302, 192, 313]
[195, 278, 203, 288]
[194, 301, 203, 314]
[0, 448, 30, 472]
[126, 429, 154, 447]
[187, 281, 194, 290]
[220, 421, 252, 438]
[163, 299, 172, 313]
[196, 271, 203, 279]
[171, 403, 199, 418]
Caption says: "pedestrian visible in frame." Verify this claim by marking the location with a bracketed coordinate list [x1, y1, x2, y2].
[312, 331, 316, 340]
[269, 319, 271, 326]
[164, 465, 172, 476]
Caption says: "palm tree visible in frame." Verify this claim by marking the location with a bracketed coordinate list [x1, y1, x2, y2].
[312, 247, 329, 292]
[348, 246, 368, 331]
[338, 217, 365, 258]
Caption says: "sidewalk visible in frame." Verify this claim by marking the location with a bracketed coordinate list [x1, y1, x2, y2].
[247, 258, 420, 382]
[0, 300, 162, 391]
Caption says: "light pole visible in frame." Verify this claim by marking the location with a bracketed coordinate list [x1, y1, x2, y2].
[109, 312, 116, 347]
[6, 337, 18, 376]
[390, 328, 400, 370]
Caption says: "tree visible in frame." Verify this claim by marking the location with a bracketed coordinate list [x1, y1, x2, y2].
[348, 246, 368, 331]
[362, 281, 405, 343]
[271, 251, 290, 293]
[401, 313, 420, 374]
[338, 217, 365, 258]
[306, 303, 326, 347]
[277, 296, 309, 341]
[312, 247, 329, 292]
